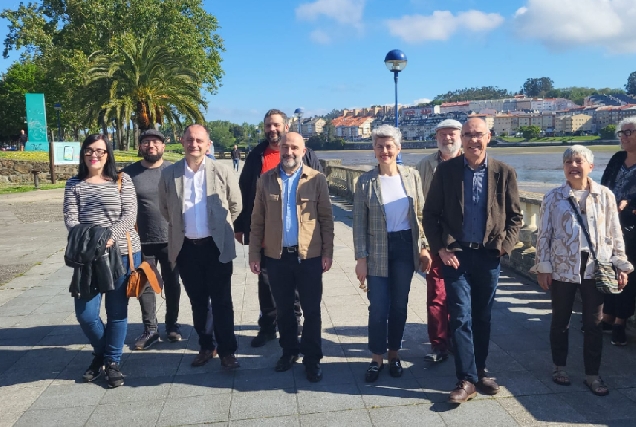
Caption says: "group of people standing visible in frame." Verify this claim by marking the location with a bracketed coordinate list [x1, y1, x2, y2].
[62, 108, 636, 403]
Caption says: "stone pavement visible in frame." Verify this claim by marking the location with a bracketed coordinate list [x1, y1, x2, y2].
[2, 168, 636, 426]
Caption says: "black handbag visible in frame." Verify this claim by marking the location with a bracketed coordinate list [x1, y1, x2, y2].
[567, 197, 622, 294]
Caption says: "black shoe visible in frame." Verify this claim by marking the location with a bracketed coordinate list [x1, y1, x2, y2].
[612, 324, 627, 346]
[134, 329, 161, 350]
[251, 329, 277, 348]
[365, 361, 384, 383]
[83, 353, 104, 382]
[424, 349, 449, 363]
[389, 358, 403, 377]
[105, 360, 124, 388]
[166, 323, 182, 342]
[275, 354, 299, 372]
[602, 321, 613, 333]
[305, 362, 323, 383]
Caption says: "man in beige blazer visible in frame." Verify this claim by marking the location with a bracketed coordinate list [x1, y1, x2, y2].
[159, 124, 242, 369]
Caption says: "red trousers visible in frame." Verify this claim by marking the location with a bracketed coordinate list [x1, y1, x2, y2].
[426, 255, 449, 351]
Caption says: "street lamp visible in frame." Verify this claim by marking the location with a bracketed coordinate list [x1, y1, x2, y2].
[384, 49, 407, 164]
[294, 108, 304, 134]
[54, 102, 62, 141]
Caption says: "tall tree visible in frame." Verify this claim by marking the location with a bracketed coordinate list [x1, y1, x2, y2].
[522, 77, 554, 97]
[626, 72, 636, 96]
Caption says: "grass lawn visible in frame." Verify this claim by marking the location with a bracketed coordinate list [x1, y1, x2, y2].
[500, 136, 602, 143]
[0, 182, 67, 194]
[0, 149, 183, 163]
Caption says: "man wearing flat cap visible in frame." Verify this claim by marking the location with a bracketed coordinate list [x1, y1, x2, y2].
[415, 119, 463, 364]
[123, 129, 183, 351]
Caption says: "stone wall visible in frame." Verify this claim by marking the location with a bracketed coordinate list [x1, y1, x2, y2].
[0, 160, 134, 184]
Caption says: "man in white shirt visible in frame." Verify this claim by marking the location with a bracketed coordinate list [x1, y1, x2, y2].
[159, 124, 242, 368]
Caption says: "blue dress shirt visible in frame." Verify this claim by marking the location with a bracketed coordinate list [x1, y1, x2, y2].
[461, 156, 488, 243]
[281, 165, 302, 247]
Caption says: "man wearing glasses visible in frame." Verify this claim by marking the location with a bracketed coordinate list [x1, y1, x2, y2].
[123, 129, 183, 349]
[423, 118, 522, 403]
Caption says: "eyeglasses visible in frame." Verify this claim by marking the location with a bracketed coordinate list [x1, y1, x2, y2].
[140, 139, 164, 146]
[462, 132, 486, 139]
[616, 129, 636, 138]
[564, 159, 588, 166]
[84, 148, 107, 157]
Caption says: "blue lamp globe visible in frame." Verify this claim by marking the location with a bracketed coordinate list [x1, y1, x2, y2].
[384, 49, 408, 72]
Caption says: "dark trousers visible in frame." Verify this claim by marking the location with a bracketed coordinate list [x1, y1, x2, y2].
[265, 253, 323, 363]
[550, 253, 604, 375]
[257, 251, 302, 332]
[426, 255, 449, 352]
[177, 238, 237, 357]
[138, 243, 181, 332]
[442, 247, 500, 384]
[603, 270, 636, 320]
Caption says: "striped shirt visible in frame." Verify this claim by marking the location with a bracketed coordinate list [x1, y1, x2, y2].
[63, 173, 141, 254]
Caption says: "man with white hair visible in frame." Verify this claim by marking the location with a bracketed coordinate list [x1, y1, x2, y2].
[416, 119, 463, 363]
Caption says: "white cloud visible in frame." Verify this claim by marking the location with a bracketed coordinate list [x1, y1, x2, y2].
[413, 98, 432, 105]
[296, 0, 366, 28]
[386, 10, 504, 43]
[513, 0, 636, 53]
[310, 29, 331, 44]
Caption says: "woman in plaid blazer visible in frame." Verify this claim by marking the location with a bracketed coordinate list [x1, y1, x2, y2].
[353, 125, 432, 383]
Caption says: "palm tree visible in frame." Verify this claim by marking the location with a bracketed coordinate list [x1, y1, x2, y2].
[86, 34, 206, 149]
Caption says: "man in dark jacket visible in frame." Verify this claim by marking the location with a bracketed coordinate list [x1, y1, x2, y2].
[234, 109, 323, 347]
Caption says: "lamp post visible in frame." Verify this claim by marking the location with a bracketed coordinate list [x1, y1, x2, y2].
[384, 49, 407, 164]
[53, 102, 62, 141]
[294, 108, 304, 135]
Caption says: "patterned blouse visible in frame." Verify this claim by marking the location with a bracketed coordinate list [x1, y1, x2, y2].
[530, 179, 633, 283]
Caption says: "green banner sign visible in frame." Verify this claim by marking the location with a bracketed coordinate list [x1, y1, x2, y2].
[25, 93, 48, 151]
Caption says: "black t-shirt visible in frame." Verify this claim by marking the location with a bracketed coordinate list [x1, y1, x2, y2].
[122, 161, 172, 244]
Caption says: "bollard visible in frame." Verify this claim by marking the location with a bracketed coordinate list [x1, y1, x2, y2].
[31, 170, 40, 189]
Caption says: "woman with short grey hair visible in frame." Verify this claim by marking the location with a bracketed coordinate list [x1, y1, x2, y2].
[531, 145, 632, 396]
[600, 117, 636, 346]
[353, 124, 431, 383]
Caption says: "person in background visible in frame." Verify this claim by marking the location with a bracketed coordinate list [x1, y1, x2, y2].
[19, 129, 27, 151]
[415, 119, 463, 363]
[600, 117, 636, 346]
[231, 144, 240, 171]
[123, 129, 182, 349]
[63, 134, 141, 388]
[531, 145, 632, 396]
[353, 124, 431, 383]
[423, 118, 522, 403]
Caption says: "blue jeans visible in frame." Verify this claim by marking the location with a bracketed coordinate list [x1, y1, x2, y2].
[442, 247, 500, 384]
[74, 252, 141, 364]
[367, 230, 415, 355]
[232, 158, 239, 171]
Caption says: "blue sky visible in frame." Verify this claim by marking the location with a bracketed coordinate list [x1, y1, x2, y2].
[1, 0, 636, 125]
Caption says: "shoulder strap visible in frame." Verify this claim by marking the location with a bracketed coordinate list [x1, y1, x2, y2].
[125, 232, 135, 271]
[567, 196, 598, 261]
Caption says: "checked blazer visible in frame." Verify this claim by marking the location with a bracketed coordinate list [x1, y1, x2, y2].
[353, 165, 428, 277]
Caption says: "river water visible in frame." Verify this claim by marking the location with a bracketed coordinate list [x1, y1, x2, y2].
[317, 145, 622, 194]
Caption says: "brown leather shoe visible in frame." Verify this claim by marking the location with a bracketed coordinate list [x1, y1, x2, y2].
[477, 369, 500, 395]
[191, 348, 217, 367]
[448, 380, 477, 404]
[220, 354, 240, 369]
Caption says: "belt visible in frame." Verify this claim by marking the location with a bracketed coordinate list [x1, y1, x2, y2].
[185, 236, 212, 246]
[282, 245, 298, 253]
[459, 241, 483, 250]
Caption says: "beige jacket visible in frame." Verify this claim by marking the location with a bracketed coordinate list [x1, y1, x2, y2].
[249, 165, 334, 262]
[530, 179, 633, 283]
[415, 151, 442, 199]
[158, 158, 241, 266]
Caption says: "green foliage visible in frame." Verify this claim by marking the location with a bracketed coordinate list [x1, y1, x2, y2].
[600, 124, 617, 140]
[522, 77, 554, 97]
[205, 120, 236, 149]
[0, 61, 44, 136]
[545, 86, 625, 105]
[626, 72, 636, 96]
[305, 133, 345, 150]
[433, 86, 511, 102]
[519, 125, 541, 140]
[0, 0, 223, 138]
